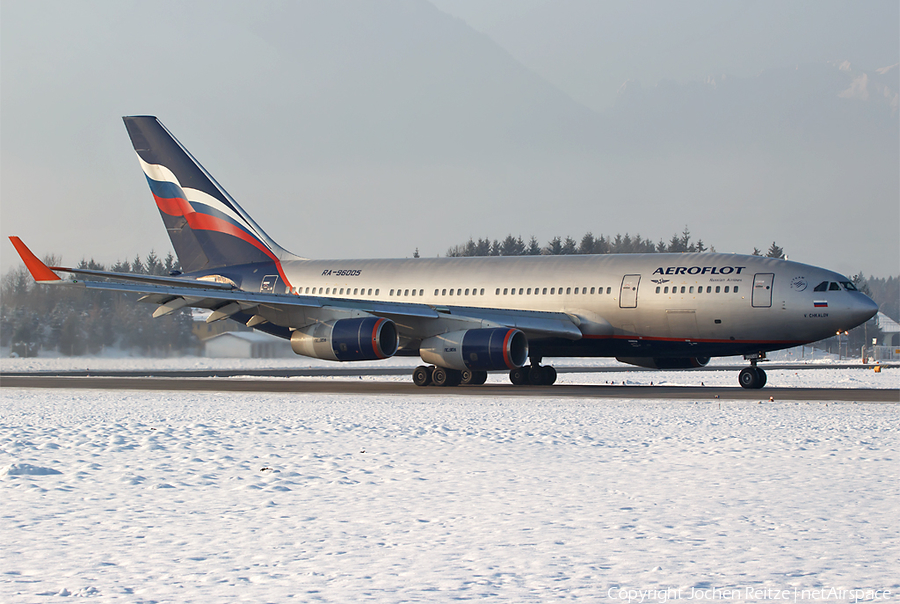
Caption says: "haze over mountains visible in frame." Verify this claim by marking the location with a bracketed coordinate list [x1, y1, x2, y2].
[1, 0, 897, 276]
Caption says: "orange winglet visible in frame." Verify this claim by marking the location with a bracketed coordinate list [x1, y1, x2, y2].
[8, 237, 62, 282]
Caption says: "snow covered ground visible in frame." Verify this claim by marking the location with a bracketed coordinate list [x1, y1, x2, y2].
[1, 381, 898, 602]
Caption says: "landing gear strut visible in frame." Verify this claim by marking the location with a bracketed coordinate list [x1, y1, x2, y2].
[509, 357, 557, 386]
[739, 354, 768, 389]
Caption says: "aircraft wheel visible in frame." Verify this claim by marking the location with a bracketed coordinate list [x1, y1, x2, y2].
[542, 365, 557, 385]
[509, 367, 528, 385]
[528, 366, 546, 385]
[739, 367, 763, 389]
[460, 369, 475, 385]
[433, 367, 461, 387]
[757, 368, 767, 388]
[444, 368, 462, 387]
[432, 367, 450, 387]
[466, 370, 488, 385]
[412, 365, 433, 387]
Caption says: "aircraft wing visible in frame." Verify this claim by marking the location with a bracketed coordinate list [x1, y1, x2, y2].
[9, 237, 583, 341]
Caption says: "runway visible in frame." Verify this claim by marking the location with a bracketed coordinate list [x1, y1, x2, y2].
[2, 374, 896, 402]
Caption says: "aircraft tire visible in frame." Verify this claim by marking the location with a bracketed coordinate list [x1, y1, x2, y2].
[412, 365, 433, 387]
[739, 367, 764, 389]
[466, 370, 488, 385]
[757, 368, 767, 388]
[528, 366, 545, 385]
[542, 366, 557, 385]
[509, 367, 528, 385]
[433, 367, 462, 387]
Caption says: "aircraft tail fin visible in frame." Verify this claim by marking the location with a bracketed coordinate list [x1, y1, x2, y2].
[122, 116, 295, 274]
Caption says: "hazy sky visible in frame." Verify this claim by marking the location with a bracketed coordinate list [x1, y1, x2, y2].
[1, 0, 898, 278]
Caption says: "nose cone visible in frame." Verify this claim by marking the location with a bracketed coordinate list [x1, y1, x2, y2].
[847, 294, 879, 328]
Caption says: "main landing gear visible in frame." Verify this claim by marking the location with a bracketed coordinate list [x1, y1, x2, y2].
[738, 354, 768, 389]
[509, 357, 557, 386]
[412, 365, 488, 387]
[410, 361, 557, 387]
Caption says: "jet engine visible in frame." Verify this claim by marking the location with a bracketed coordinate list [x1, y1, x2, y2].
[616, 357, 711, 370]
[291, 317, 398, 361]
[419, 328, 528, 371]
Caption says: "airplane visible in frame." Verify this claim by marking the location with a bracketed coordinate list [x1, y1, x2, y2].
[8, 116, 879, 389]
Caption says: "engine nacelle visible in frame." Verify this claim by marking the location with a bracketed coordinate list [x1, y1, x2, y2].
[291, 317, 398, 361]
[616, 356, 711, 370]
[420, 328, 528, 371]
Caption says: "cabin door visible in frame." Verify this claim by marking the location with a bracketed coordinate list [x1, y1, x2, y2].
[619, 274, 641, 308]
[751, 273, 775, 308]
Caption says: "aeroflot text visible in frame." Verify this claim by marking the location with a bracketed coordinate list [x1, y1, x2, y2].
[652, 266, 746, 276]
[605, 586, 892, 603]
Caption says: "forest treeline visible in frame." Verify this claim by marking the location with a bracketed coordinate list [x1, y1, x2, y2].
[1, 251, 195, 357]
[1, 240, 897, 357]
[443, 228, 792, 259]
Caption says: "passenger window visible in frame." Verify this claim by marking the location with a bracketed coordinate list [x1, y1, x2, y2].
[566, 287, 571, 294]
[480, 288, 484, 295]
[526, 288, 531, 295]
[733, 286, 738, 293]
[503, 288, 508, 295]
[689, 286, 694, 293]
[465, 289, 470, 295]
[434, 289, 438, 296]
[550, 288, 555, 295]
[829, 282, 841, 291]
[724, 286, 730, 293]
[575, 287, 581, 294]
[656, 286, 661, 293]
[420, 289, 424, 296]
[442, 289, 446, 295]
[495, 288, 500, 295]
[375, 289, 379, 295]
[404, 289, 409, 296]
[706, 286, 711, 293]
[664, 286, 669, 294]
[680, 286, 685, 294]
[590, 287, 595, 294]
[449, 289, 454, 296]
[715, 286, 720, 293]
[457, 289, 462, 296]
[606, 287, 611, 294]
[339, 288, 344, 295]
[542, 288, 547, 295]
[841, 281, 857, 291]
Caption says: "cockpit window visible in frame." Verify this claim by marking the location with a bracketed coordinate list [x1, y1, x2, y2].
[813, 281, 828, 292]
[840, 281, 857, 291]
[829, 282, 841, 291]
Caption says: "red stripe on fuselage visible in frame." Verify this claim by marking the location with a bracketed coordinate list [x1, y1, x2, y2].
[581, 334, 803, 345]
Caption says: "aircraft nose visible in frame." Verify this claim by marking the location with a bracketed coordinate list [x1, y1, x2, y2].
[850, 295, 879, 326]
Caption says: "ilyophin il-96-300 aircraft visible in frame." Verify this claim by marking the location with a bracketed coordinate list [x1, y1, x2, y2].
[9, 116, 879, 388]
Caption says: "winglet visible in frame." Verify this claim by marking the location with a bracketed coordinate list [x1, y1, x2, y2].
[8, 237, 62, 282]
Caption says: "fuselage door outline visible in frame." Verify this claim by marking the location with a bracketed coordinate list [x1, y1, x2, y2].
[619, 274, 641, 309]
[751, 273, 775, 308]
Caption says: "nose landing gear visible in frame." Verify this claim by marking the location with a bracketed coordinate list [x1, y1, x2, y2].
[739, 353, 768, 389]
